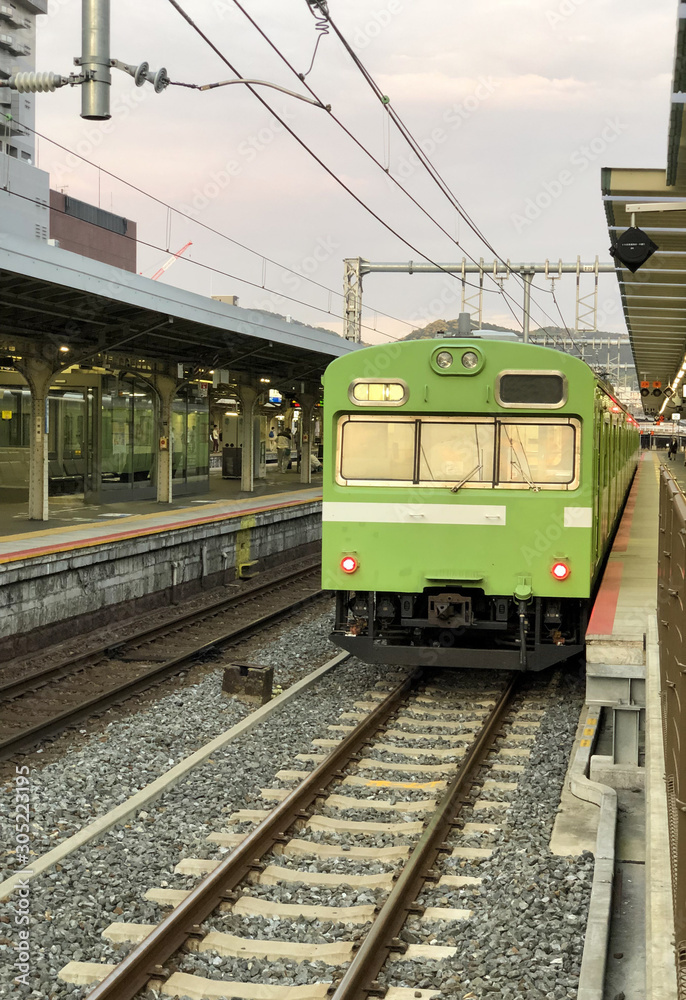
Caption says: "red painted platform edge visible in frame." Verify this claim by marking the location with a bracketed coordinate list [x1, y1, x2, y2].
[0, 495, 321, 565]
[587, 561, 624, 636]
[586, 456, 645, 636]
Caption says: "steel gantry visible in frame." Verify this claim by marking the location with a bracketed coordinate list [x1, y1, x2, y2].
[343, 257, 618, 343]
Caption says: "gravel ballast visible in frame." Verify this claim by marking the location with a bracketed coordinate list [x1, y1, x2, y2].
[0, 643, 403, 999]
[0, 609, 336, 880]
[0, 661, 592, 1000]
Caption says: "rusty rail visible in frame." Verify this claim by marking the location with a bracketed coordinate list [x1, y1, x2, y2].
[657, 467, 686, 996]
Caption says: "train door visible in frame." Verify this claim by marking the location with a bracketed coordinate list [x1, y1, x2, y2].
[593, 406, 602, 566]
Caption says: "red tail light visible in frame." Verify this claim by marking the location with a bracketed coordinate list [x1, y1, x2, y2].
[341, 556, 358, 574]
[551, 561, 570, 580]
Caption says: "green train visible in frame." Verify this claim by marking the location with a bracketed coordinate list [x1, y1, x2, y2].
[321, 337, 639, 671]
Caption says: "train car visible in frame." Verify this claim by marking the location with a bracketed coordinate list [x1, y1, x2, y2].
[321, 338, 639, 671]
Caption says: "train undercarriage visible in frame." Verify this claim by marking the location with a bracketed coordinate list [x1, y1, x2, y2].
[332, 588, 588, 671]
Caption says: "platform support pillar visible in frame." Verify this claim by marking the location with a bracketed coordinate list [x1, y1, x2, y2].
[238, 385, 259, 493]
[19, 358, 57, 521]
[151, 374, 180, 504]
[298, 395, 316, 485]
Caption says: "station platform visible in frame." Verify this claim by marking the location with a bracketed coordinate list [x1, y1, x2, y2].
[586, 450, 659, 664]
[0, 471, 323, 659]
[0, 470, 322, 564]
[551, 450, 676, 1000]
[0, 466, 321, 545]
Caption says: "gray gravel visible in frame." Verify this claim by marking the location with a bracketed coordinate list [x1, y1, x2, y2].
[0, 610, 336, 880]
[0, 664, 592, 1000]
[0, 648, 406, 999]
[383, 670, 592, 1000]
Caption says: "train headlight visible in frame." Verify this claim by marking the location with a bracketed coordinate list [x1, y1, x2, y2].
[341, 555, 359, 574]
[461, 351, 479, 369]
[551, 561, 570, 581]
[436, 351, 453, 369]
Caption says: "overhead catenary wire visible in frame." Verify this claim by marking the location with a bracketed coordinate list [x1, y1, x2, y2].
[225, 0, 527, 334]
[2, 184, 404, 342]
[320, 8, 582, 349]
[0, 114, 419, 342]
[165, 0, 532, 335]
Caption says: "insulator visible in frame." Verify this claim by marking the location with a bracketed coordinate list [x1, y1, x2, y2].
[10, 72, 66, 93]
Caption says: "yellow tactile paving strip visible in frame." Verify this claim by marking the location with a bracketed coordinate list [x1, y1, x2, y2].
[0, 489, 322, 564]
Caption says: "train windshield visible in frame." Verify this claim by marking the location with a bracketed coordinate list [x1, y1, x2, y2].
[340, 419, 415, 481]
[499, 422, 575, 485]
[418, 421, 494, 483]
[337, 415, 579, 490]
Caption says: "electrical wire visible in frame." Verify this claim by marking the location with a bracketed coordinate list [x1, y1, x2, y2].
[320, 6, 581, 341]
[165, 0, 527, 333]
[1, 184, 404, 343]
[302, 0, 330, 79]
[226, 0, 528, 333]
[1, 113, 419, 341]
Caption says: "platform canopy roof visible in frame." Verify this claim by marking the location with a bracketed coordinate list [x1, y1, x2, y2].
[602, 4, 686, 416]
[0, 235, 359, 388]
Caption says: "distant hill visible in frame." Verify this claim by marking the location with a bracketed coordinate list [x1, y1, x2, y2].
[399, 318, 630, 342]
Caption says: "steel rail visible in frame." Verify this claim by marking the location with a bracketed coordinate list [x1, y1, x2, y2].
[0, 562, 321, 701]
[0, 587, 325, 760]
[331, 673, 519, 1000]
[84, 668, 423, 1000]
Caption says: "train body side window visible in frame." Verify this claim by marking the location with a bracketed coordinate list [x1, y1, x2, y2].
[498, 422, 575, 485]
[339, 418, 415, 481]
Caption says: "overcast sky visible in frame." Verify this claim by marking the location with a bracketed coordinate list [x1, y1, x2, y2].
[34, 0, 677, 343]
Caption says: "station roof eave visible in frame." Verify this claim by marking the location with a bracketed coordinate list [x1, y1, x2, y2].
[0, 235, 360, 387]
[602, 5, 686, 415]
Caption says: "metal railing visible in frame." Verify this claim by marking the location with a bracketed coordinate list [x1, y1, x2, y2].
[657, 467, 686, 996]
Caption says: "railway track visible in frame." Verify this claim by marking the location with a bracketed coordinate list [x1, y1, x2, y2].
[53, 668, 554, 1000]
[0, 562, 324, 759]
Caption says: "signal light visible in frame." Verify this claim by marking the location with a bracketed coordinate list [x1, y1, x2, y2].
[341, 555, 358, 574]
[551, 561, 570, 581]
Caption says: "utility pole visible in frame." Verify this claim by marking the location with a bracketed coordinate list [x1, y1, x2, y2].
[80, 0, 111, 120]
[521, 268, 533, 344]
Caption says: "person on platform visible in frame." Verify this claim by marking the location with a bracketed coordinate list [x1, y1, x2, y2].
[276, 426, 291, 473]
[669, 437, 678, 461]
[211, 425, 220, 453]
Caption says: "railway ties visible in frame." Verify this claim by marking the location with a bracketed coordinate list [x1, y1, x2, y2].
[59, 671, 548, 1000]
[0, 561, 324, 759]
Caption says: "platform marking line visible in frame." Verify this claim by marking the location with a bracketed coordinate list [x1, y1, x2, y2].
[0, 492, 321, 564]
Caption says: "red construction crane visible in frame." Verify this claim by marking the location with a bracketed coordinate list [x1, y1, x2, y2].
[150, 241, 193, 281]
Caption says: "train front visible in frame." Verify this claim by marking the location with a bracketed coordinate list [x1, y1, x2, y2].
[321, 338, 600, 671]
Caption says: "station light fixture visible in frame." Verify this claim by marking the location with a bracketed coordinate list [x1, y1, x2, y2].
[59, 345, 70, 353]
[551, 561, 570, 581]
[658, 352, 686, 417]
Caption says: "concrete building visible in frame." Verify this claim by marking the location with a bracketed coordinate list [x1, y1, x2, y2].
[0, 0, 47, 163]
[49, 191, 137, 272]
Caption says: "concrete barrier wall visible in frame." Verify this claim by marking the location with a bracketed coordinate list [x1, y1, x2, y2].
[0, 501, 322, 658]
